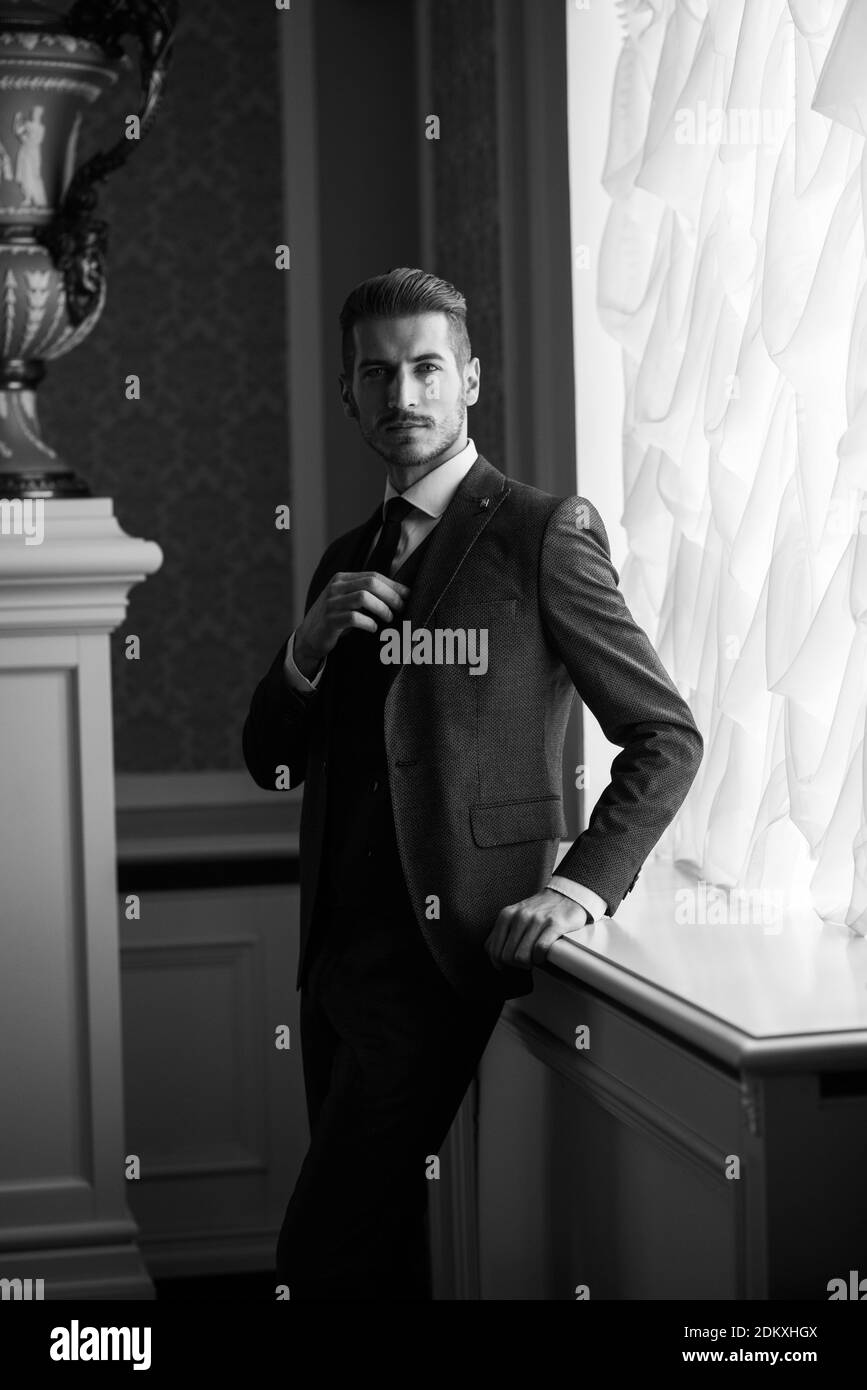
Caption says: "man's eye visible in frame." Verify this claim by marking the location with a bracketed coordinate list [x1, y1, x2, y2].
[419, 363, 440, 372]
[363, 368, 383, 379]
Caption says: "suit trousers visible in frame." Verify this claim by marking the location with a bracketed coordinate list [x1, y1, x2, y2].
[275, 898, 504, 1299]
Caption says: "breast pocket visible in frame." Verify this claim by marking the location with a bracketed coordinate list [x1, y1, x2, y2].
[424, 599, 518, 676]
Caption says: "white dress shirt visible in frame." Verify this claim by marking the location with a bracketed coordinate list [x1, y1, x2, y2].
[282, 436, 607, 923]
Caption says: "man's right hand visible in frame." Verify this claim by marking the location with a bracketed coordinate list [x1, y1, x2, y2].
[293, 571, 411, 681]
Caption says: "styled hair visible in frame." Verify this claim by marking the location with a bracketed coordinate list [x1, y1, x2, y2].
[339, 267, 472, 377]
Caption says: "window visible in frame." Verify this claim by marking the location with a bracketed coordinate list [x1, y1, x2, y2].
[567, 0, 867, 930]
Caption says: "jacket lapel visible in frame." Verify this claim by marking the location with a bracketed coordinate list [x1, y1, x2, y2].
[396, 452, 510, 631]
[384, 452, 511, 710]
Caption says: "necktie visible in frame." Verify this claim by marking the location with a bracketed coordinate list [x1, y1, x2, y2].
[366, 495, 414, 578]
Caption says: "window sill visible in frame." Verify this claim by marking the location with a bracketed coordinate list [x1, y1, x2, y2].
[544, 856, 867, 1071]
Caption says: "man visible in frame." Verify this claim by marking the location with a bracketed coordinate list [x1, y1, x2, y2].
[242, 267, 703, 1300]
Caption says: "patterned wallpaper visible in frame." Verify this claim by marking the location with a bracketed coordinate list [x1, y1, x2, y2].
[34, 0, 506, 774]
[39, 1, 291, 772]
[430, 0, 506, 471]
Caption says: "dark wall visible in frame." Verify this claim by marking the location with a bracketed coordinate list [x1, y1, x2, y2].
[312, 0, 421, 545]
[36, 0, 516, 775]
[429, 0, 505, 471]
[311, 0, 509, 543]
[40, 1, 291, 772]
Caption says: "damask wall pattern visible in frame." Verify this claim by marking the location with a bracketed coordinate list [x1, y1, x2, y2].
[39, 2, 291, 772]
[430, 0, 506, 472]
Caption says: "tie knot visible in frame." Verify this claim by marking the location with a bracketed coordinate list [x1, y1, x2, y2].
[383, 495, 414, 525]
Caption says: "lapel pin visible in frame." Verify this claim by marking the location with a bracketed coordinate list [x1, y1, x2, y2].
[479, 497, 490, 509]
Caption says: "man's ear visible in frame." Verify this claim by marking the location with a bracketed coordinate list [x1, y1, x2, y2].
[463, 356, 481, 407]
[339, 374, 359, 420]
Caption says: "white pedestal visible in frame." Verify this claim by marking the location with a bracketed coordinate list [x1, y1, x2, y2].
[0, 498, 162, 1299]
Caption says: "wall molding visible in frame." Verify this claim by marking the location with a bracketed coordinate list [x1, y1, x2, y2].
[494, 0, 582, 837]
[415, 0, 435, 271]
[279, 0, 327, 626]
[115, 771, 300, 865]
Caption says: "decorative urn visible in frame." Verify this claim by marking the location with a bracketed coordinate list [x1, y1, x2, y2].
[0, 0, 177, 499]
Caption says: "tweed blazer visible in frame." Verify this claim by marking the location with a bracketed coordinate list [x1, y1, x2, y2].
[242, 452, 704, 1003]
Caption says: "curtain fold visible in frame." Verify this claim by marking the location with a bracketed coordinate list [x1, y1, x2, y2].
[598, 0, 867, 931]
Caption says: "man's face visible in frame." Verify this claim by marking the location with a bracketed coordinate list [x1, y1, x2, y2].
[340, 311, 480, 470]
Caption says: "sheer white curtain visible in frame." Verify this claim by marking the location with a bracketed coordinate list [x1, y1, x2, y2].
[596, 0, 867, 931]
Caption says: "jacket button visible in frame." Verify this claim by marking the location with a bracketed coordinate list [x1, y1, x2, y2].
[371, 779, 379, 792]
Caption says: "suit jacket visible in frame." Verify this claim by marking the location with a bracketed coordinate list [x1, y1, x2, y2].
[242, 452, 704, 1002]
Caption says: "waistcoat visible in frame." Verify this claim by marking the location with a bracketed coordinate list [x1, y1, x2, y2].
[313, 522, 437, 917]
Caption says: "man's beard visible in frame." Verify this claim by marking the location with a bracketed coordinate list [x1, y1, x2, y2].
[360, 400, 466, 467]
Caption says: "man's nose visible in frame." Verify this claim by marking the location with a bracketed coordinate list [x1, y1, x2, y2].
[387, 370, 421, 412]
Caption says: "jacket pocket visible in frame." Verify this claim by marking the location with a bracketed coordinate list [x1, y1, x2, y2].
[470, 795, 566, 847]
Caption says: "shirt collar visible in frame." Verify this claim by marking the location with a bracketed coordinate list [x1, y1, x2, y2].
[382, 438, 478, 520]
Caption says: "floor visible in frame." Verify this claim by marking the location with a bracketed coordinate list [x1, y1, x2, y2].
[152, 1271, 277, 1300]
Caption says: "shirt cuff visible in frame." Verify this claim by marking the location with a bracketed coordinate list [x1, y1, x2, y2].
[283, 630, 325, 694]
[547, 876, 608, 922]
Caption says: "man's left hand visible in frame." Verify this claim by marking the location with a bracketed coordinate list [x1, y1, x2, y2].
[485, 889, 589, 971]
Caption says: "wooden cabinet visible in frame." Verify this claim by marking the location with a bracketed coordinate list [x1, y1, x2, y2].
[471, 861, 867, 1300]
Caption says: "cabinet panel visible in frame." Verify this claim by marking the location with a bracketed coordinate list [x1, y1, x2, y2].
[477, 972, 746, 1300]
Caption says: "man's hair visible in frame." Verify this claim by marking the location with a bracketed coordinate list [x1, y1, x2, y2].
[339, 267, 472, 378]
